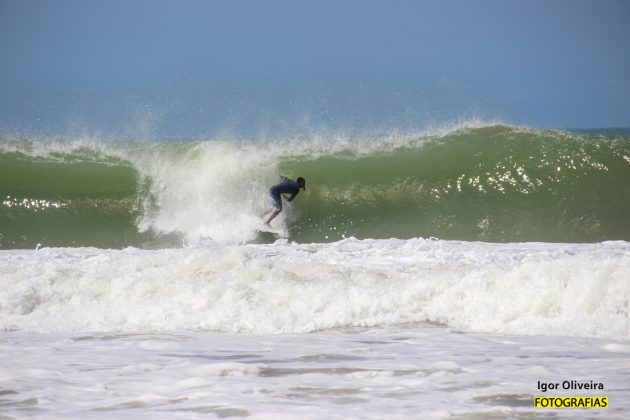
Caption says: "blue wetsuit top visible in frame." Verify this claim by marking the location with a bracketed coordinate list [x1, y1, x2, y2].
[270, 179, 300, 210]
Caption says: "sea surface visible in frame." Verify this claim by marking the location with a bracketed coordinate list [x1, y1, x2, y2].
[1, 123, 629, 418]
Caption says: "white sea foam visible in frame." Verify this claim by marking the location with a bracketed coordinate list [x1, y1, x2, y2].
[1, 238, 628, 338]
[2, 327, 628, 419]
[129, 141, 282, 244]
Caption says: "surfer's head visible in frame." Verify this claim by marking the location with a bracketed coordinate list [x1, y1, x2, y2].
[297, 177, 306, 190]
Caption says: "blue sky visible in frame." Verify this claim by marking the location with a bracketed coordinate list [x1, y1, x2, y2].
[1, 0, 629, 139]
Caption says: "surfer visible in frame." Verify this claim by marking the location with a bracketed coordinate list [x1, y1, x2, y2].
[264, 176, 306, 227]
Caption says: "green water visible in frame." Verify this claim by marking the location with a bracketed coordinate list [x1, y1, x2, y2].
[2, 125, 629, 248]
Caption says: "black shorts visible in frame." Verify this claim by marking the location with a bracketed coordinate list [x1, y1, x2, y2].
[270, 189, 282, 210]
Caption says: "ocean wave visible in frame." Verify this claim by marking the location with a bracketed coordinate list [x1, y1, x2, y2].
[1, 123, 629, 248]
[1, 238, 629, 338]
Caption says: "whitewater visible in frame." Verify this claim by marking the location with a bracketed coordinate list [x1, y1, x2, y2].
[1, 123, 629, 418]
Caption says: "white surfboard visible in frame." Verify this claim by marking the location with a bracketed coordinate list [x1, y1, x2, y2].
[256, 224, 287, 238]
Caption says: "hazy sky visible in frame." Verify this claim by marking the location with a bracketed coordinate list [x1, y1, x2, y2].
[1, 0, 629, 138]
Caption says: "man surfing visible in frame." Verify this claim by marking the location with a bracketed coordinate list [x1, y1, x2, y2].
[263, 176, 306, 227]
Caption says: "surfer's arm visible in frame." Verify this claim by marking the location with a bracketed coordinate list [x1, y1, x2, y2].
[286, 192, 298, 202]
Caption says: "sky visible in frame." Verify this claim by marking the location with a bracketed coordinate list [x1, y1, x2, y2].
[0, 0, 629, 139]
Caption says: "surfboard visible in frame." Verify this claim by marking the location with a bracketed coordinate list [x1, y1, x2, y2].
[256, 224, 287, 240]
[257, 224, 279, 234]
[257, 225, 282, 236]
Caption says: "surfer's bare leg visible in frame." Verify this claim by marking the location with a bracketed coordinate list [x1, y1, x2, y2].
[264, 208, 281, 227]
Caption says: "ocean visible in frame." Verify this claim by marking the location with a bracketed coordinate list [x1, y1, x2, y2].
[1, 123, 629, 418]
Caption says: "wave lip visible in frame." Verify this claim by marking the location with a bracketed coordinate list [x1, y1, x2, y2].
[1, 238, 629, 338]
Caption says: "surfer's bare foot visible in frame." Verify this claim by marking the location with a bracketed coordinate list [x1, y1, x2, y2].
[264, 222, 271, 228]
